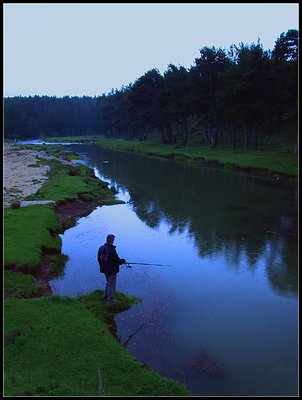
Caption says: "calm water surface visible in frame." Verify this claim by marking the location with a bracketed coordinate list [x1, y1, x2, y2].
[49, 144, 298, 396]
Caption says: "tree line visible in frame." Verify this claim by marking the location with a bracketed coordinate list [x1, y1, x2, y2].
[4, 29, 298, 150]
[4, 95, 97, 139]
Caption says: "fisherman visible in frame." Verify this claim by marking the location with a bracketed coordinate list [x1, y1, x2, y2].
[97, 234, 125, 303]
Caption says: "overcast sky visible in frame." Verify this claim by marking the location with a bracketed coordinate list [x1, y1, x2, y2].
[3, 3, 299, 97]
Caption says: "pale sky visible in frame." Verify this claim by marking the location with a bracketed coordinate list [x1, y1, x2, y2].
[3, 3, 299, 97]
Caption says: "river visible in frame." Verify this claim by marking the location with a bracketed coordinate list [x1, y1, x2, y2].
[47, 144, 298, 396]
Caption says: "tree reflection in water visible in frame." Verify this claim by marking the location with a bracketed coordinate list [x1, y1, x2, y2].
[82, 144, 298, 296]
[60, 144, 298, 396]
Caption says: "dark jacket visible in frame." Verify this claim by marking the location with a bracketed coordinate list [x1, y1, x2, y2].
[98, 243, 122, 275]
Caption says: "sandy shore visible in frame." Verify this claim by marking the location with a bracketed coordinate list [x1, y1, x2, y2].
[3, 144, 53, 208]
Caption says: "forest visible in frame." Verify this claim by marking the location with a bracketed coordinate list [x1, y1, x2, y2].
[4, 29, 298, 151]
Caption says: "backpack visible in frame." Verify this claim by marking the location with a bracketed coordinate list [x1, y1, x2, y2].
[97, 245, 109, 273]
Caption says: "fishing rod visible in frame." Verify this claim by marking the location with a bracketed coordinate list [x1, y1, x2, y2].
[124, 261, 172, 268]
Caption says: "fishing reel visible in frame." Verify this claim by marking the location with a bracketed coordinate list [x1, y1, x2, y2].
[125, 263, 132, 269]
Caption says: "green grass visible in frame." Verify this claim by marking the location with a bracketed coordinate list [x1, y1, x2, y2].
[43, 135, 99, 143]
[16, 144, 120, 203]
[45, 134, 298, 178]
[17, 143, 83, 160]
[4, 271, 45, 297]
[4, 205, 61, 270]
[4, 293, 190, 396]
[25, 159, 118, 203]
[3, 271, 44, 297]
[4, 271, 34, 292]
[96, 136, 298, 177]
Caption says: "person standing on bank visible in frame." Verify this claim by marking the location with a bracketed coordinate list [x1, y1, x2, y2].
[97, 234, 125, 303]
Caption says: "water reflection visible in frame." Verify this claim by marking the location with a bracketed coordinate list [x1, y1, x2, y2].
[73, 144, 298, 297]
[51, 144, 298, 396]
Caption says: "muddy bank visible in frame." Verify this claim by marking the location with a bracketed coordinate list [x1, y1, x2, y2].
[55, 197, 108, 223]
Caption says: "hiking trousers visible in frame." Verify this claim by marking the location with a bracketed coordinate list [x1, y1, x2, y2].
[104, 273, 117, 302]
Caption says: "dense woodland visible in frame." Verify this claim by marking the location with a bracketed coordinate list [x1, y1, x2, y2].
[4, 30, 298, 150]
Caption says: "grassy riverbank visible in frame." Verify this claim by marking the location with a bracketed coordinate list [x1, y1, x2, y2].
[46, 134, 298, 182]
[4, 145, 190, 396]
[5, 293, 188, 396]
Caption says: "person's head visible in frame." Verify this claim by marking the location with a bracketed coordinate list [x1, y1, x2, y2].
[106, 234, 115, 244]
